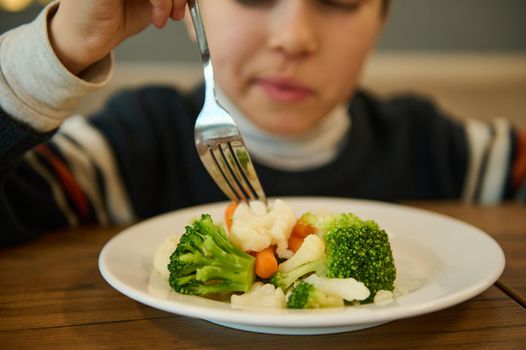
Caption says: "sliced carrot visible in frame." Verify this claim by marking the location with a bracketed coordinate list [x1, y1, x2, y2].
[287, 233, 305, 253]
[254, 246, 278, 279]
[224, 202, 238, 232]
[291, 221, 316, 238]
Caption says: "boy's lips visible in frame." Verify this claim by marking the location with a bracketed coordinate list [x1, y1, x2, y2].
[255, 76, 314, 102]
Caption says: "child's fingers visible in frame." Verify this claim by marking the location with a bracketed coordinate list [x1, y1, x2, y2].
[149, 0, 175, 28]
[170, 0, 187, 20]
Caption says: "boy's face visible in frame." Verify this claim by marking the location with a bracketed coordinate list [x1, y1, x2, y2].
[197, 0, 386, 135]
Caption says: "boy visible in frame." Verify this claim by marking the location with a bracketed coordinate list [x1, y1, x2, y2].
[1, 0, 524, 247]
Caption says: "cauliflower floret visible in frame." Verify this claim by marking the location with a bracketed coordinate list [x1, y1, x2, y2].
[268, 199, 297, 258]
[304, 274, 370, 302]
[229, 201, 273, 253]
[374, 290, 394, 305]
[231, 282, 286, 310]
[278, 234, 325, 272]
[229, 199, 296, 258]
[153, 235, 180, 280]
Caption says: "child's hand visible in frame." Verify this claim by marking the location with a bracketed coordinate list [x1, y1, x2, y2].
[49, 0, 186, 75]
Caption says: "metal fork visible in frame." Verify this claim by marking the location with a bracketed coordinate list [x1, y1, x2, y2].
[188, 0, 266, 204]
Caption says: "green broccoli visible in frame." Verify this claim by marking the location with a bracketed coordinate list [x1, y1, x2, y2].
[168, 214, 255, 295]
[287, 281, 343, 309]
[271, 212, 396, 303]
[322, 213, 396, 300]
[271, 258, 325, 291]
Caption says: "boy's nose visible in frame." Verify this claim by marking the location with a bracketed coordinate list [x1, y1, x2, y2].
[267, 0, 319, 58]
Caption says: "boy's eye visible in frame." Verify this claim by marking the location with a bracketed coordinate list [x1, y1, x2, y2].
[234, 0, 364, 12]
[233, 0, 274, 8]
[319, 0, 364, 11]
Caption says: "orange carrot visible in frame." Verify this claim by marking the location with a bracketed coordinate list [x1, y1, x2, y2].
[224, 202, 238, 232]
[291, 221, 316, 238]
[254, 246, 278, 279]
[287, 233, 305, 253]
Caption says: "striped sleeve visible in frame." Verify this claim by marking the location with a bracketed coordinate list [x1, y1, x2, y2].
[56, 115, 134, 224]
[10, 115, 135, 231]
[510, 129, 526, 201]
[462, 118, 526, 203]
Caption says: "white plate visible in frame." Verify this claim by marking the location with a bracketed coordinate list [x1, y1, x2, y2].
[98, 197, 505, 335]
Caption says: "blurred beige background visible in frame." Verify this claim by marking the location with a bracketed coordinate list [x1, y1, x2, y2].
[76, 54, 526, 129]
[1, 0, 525, 127]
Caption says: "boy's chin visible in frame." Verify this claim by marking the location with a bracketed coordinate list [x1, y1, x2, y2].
[251, 115, 319, 136]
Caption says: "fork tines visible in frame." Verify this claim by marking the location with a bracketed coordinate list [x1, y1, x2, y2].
[205, 140, 265, 204]
[189, 0, 266, 206]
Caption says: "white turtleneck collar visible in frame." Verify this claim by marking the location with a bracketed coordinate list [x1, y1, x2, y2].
[216, 89, 351, 171]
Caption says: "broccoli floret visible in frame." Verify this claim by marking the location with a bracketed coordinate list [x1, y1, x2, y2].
[287, 281, 343, 309]
[168, 214, 255, 295]
[270, 234, 326, 290]
[271, 258, 325, 291]
[272, 212, 396, 301]
[322, 213, 396, 301]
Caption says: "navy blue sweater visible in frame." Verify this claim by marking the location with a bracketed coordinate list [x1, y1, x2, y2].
[0, 85, 516, 247]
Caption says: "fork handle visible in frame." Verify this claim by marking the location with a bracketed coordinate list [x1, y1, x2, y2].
[187, 1, 209, 62]
[187, 0, 215, 100]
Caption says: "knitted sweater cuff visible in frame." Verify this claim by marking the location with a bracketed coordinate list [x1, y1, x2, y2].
[0, 1, 113, 132]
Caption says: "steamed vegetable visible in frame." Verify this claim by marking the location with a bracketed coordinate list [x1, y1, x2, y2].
[229, 199, 296, 259]
[270, 234, 325, 290]
[231, 282, 285, 309]
[168, 214, 255, 295]
[254, 246, 279, 279]
[158, 199, 397, 310]
[286, 281, 344, 309]
[322, 213, 396, 300]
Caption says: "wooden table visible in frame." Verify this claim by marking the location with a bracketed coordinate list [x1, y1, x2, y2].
[1, 202, 525, 349]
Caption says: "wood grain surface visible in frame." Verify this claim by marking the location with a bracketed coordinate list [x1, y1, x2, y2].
[0, 202, 524, 349]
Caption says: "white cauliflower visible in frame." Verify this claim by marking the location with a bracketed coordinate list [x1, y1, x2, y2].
[152, 235, 180, 280]
[374, 290, 394, 305]
[231, 282, 286, 310]
[229, 199, 296, 258]
[304, 274, 370, 302]
[278, 234, 325, 272]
